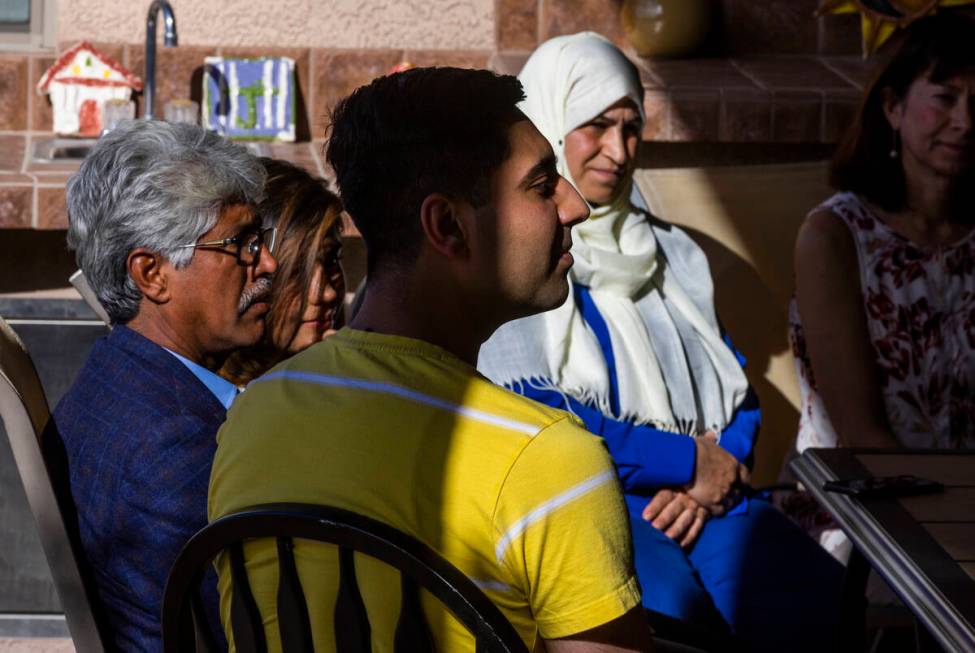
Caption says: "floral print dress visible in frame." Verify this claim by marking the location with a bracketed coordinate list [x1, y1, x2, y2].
[790, 191, 975, 452]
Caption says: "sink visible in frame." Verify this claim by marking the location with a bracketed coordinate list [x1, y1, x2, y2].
[30, 137, 271, 164]
[30, 138, 99, 164]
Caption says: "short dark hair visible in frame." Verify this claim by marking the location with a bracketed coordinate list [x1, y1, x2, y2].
[325, 67, 526, 276]
[831, 14, 975, 210]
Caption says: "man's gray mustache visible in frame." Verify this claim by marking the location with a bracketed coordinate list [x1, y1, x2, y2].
[238, 277, 273, 314]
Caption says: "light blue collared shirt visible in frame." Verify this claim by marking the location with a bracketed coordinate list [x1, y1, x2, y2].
[164, 349, 240, 410]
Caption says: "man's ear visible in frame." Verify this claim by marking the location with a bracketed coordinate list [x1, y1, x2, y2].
[127, 248, 171, 304]
[419, 193, 471, 259]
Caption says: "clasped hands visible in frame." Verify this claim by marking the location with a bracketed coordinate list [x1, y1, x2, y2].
[642, 432, 750, 549]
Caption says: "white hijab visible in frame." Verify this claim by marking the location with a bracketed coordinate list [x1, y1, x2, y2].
[477, 32, 749, 435]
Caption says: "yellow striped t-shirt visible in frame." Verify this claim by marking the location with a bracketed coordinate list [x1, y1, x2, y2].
[208, 328, 640, 652]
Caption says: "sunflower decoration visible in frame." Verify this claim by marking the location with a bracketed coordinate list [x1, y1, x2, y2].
[819, 0, 975, 56]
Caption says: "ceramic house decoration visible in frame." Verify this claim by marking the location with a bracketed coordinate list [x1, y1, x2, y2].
[36, 42, 142, 137]
[202, 56, 296, 142]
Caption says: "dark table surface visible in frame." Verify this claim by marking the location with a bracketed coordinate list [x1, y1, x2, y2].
[791, 449, 975, 653]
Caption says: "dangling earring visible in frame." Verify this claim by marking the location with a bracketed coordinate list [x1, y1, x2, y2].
[889, 129, 899, 159]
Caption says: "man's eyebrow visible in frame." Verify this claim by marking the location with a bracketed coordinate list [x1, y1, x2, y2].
[519, 153, 558, 189]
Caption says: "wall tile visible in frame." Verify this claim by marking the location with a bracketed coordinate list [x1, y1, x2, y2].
[404, 50, 493, 70]
[720, 0, 819, 55]
[633, 58, 661, 87]
[29, 55, 56, 132]
[0, 135, 25, 172]
[817, 13, 861, 56]
[733, 56, 852, 90]
[220, 47, 312, 141]
[772, 90, 823, 143]
[720, 88, 772, 142]
[36, 187, 68, 230]
[29, 172, 74, 185]
[823, 89, 860, 143]
[127, 45, 218, 119]
[821, 56, 872, 88]
[0, 173, 34, 184]
[0, 187, 32, 228]
[0, 55, 29, 131]
[313, 139, 334, 179]
[268, 142, 324, 178]
[642, 90, 670, 141]
[498, 0, 539, 51]
[542, 0, 626, 49]
[641, 58, 757, 90]
[311, 49, 403, 136]
[491, 51, 531, 76]
[670, 89, 720, 141]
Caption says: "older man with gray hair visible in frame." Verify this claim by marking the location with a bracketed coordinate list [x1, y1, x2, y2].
[54, 120, 276, 652]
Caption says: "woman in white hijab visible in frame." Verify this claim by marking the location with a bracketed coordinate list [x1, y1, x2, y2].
[478, 32, 843, 652]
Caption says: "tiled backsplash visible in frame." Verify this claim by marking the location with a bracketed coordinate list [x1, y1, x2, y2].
[0, 0, 872, 230]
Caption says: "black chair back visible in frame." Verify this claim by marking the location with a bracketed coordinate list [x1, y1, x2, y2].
[162, 502, 529, 653]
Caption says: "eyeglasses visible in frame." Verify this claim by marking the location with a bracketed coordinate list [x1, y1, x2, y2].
[176, 226, 277, 267]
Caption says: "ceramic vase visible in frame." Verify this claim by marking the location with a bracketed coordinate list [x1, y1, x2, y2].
[621, 0, 712, 58]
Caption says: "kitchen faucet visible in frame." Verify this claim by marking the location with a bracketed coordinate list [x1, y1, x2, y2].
[144, 0, 178, 120]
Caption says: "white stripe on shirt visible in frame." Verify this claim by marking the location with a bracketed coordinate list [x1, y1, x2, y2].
[471, 578, 512, 593]
[494, 469, 616, 562]
[255, 370, 541, 436]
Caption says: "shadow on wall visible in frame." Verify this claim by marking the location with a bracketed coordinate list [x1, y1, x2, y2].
[0, 230, 77, 294]
[634, 159, 833, 484]
[682, 225, 800, 486]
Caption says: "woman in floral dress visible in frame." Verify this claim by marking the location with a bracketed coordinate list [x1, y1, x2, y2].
[792, 14, 975, 460]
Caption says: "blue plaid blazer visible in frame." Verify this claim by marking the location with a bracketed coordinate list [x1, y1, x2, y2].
[54, 325, 227, 652]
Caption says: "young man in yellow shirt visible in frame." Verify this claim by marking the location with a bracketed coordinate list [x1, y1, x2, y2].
[209, 67, 655, 652]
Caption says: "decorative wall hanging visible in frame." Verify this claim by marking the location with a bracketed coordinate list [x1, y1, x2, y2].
[202, 56, 296, 141]
[819, 0, 975, 56]
[36, 42, 142, 137]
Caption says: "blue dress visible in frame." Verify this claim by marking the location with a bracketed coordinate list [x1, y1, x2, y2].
[515, 284, 844, 652]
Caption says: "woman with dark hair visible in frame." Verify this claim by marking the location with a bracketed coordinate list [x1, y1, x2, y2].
[220, 158, 345, 385]
[792, 14, 975, 461]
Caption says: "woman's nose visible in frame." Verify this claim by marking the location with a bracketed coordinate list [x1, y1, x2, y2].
[952, 96, 974, 132]
[255, 242, 278, 276]
[320, 279, 338, 303]
[601, 125, 627, 165]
